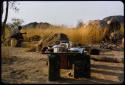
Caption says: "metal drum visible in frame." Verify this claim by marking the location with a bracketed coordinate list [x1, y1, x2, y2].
[72, 53, 91, 78]
[48, 54, 60, 81]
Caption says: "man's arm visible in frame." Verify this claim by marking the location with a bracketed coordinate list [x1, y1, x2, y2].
[20, 32, 27, 34]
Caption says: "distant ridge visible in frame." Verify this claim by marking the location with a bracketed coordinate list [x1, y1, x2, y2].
[22, 22, 53, 28]
[12, 15, 124, 29]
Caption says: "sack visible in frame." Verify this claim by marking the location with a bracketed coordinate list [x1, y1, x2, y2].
[10, 38, 17, 47]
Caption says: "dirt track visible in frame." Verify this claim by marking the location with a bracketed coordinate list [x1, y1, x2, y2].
[1, 47, 124, 84]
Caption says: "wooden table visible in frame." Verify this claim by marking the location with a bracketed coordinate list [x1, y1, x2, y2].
[43, 52, 91, 81]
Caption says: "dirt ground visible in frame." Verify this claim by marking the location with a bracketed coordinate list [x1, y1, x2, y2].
[1, 46, 124, 84]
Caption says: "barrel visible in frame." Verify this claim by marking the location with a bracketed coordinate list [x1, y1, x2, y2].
[48, 54, 60, 81]
[59, 54, 72, 69]
[72, 54, 91, 78]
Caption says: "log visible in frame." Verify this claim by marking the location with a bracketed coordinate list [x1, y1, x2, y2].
[90, 48, 100, 55]
[91, 55, 123, 63]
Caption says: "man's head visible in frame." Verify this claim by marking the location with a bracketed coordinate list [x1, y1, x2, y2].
[18, 26, 22, 30]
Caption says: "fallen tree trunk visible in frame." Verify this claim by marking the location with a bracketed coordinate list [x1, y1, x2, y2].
[91, 55, 124, 63]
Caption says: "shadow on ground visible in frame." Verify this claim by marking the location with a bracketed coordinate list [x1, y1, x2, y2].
[54, 62, 124, 84]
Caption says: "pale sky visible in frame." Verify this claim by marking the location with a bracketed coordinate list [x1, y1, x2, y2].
[3, 1, 124, 27]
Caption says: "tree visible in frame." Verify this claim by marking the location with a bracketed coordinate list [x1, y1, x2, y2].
[0, 1, 3, 39]
[2, 1, 9, 41]
[2, 1, 19, 41]
[11, 18, 24, 27]
[76, 20, 84, 28]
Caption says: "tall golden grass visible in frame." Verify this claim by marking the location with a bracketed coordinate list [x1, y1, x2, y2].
[4, 23, 124, 45]
[21, 24, 108, 45]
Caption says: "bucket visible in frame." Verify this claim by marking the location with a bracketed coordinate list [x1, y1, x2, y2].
[53, 47, 60, 53]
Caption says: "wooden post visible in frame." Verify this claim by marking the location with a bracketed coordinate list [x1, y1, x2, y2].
[10, 38, 17, 47]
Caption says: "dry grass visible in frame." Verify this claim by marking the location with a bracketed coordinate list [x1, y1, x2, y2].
[21, 25, 108, 45]
[4, 23, 124, 46]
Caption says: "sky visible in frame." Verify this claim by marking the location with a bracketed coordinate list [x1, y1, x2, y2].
[2, 1, 124, 27]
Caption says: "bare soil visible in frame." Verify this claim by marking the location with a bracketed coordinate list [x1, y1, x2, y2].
[1, 46, 124, 84]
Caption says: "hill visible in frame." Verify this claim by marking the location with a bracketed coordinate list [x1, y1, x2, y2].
[84, 15, 124, 29]
[22, 22, 53, 28]
[103, 15, 124, 24]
